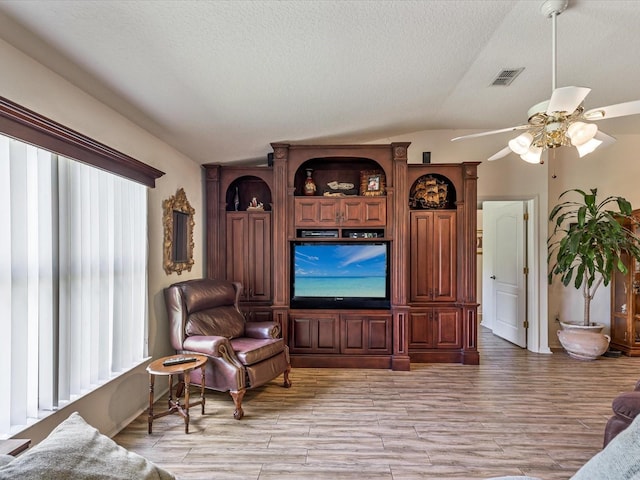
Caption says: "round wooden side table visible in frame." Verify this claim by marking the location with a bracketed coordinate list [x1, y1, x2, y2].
[146, 354, 207, 434]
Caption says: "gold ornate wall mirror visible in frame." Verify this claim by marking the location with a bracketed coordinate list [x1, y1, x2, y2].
[163, 188, 195, 275]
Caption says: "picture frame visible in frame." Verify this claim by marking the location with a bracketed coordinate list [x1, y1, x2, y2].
[476, 230, 483, 254]
[360, 170, 386, 196]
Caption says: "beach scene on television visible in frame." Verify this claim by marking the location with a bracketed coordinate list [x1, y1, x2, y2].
[294, 243, 387, 298]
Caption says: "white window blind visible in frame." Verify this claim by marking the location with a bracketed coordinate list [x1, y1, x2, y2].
[0, 133, 148, 436]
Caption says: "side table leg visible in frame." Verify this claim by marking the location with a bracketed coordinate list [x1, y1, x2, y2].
[200, 364, 206, 414]
[147, 373, 155, 434]
[167, 374, 174, 409]
[184, 370, 191, 434]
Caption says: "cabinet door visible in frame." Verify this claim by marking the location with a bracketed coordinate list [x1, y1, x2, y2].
[341, 313, 391, 354]
[294, 198, 340, 226]
[410, 211, 456, 302]
[247, 213, 271, 301]
[341, 198, 387, 227]
[434, 308, 462, 348]
[408, 310, 435, 348]
[289, 313, 340, 353]
[410, 212, 434, 302]
[226, 213, 249, 299]
[226, 213, 271, 302]
[432, 211, 457, 302]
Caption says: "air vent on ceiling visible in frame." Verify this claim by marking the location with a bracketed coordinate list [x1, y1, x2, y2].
[490, 67, 525, 86]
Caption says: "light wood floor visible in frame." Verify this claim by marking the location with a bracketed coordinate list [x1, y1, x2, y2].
[114, 328, 640, 480]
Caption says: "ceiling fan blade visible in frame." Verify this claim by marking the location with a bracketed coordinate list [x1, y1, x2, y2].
[594, 130, 616, 146]
[451, 124, 530, 142]
[584, 100, 640, 121]
[546, 86, 591, 115]
[487, 146, 512, 161]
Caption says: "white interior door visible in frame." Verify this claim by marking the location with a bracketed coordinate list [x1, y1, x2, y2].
[483, 201, 527, 348]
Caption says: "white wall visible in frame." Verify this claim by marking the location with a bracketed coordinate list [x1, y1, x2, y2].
[0, 37, 209, 443]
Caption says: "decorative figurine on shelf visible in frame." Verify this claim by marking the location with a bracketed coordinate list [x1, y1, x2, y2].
[247, 197, 264, 211]
[303, 168, 316, 196]
[233, 186, 240, 211]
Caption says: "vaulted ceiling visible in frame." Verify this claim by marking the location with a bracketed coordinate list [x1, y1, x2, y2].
[1, 0, 639, 165]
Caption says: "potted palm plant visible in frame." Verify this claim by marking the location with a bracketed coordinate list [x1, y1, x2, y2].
[548, 188, 640, 359]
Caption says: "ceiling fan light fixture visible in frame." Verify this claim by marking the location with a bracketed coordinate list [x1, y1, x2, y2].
[508, 132, 534, 155]
[576, 138, 603, 158]
[567, 121, 598, 146]
[520, 145, 543, 164]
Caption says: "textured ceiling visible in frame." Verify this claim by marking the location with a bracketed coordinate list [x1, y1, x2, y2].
[0, 0, 639, 164]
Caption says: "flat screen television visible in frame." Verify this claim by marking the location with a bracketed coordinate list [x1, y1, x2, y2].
[290, 241, 390, 309]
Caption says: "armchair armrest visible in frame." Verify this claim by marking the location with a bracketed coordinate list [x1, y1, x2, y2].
[612, 391, 640, 421]
[245, 321, 280, 339]
[183, 335, 232, 358]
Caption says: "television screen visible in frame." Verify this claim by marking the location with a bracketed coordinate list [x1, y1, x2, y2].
[291, 242, 390, 308]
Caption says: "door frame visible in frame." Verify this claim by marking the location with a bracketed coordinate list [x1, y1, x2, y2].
[479, 196, 550, 354]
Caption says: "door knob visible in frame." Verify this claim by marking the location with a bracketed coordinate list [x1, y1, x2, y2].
[490, 275, 496, 279]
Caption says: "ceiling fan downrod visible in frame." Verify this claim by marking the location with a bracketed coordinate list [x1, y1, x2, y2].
[541, 0, 568, 92]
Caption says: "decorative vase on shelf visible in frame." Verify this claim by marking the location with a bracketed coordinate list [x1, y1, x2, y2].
[303, 168, 316, 196]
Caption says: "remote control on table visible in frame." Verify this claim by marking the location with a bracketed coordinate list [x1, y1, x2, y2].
[163, 356, 198, 366]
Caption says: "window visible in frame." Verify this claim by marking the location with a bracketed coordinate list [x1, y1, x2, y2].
[0, 133, 148, 436]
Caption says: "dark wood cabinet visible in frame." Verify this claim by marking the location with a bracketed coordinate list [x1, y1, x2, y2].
[290, 312, 391, 356]
[341, 313, 392, 354]
[294, 197, 386, 228]
[241, 308, 273, 323]
[410, 211, 457, 303]
[409, 308, 462, 350]
[610, 209, 640, 356]
[204, 147, 479, 369]
[226, 212, 271, 302]
[289, 313, 340, 354]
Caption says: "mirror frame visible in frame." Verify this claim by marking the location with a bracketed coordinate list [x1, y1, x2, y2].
[163, 188, 195, 275]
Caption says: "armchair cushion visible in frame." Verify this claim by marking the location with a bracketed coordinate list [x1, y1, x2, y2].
[181, 279, 238, 313]
[186, 306, 245, 339]
[231, 337, 286, 366]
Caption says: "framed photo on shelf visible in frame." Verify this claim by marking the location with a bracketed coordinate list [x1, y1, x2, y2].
[360, 170, 386, 196]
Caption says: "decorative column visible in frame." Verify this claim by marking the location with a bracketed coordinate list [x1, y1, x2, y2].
[461, 162, 480, 365]
[270, 143, 290, 344]
[391, 142, 411, 371]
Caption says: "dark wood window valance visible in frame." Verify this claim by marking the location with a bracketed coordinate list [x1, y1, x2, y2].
[0, 96, 164, 187]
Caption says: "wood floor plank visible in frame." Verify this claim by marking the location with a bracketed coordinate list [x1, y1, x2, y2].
[114, 327, 640, 479]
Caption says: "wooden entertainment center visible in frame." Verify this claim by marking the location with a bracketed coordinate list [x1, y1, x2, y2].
[204, 143, 479, 370]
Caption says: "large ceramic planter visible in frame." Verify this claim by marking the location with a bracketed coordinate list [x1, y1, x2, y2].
[557, 328, 610, 360]
[559, 321, 605, 333]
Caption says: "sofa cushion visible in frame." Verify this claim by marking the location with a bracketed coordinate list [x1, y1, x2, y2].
[0, 412, 175, 480]
[231, 337, 285, 366]
[186, 306, 245, 339]
[570, 411, 640, 480]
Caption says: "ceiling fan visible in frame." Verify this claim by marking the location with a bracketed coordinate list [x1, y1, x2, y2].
[451, 0, 640, 164]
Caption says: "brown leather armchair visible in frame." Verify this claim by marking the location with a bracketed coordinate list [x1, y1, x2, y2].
[164, 278, 291, 419]
[603, 379, 640, 447]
